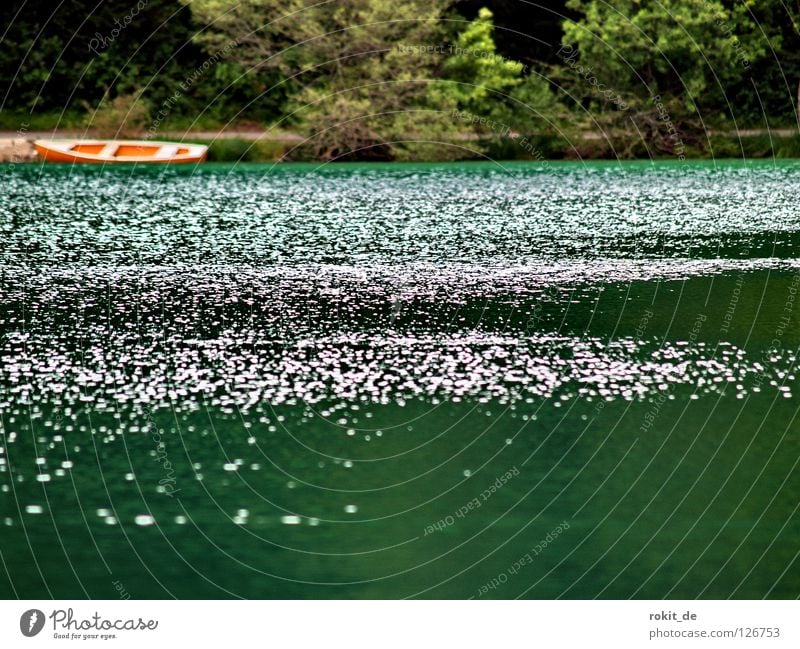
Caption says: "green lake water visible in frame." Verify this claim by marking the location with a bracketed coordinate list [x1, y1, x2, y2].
[0, 160, 798, 598]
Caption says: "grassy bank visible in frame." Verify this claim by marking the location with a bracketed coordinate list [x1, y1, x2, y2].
[201, 138, 290, 162]
[481, 131, 800, 162]
[4, 119, 800, 163]
[5, 109, 800, 162]
[198, 132, 800, 162]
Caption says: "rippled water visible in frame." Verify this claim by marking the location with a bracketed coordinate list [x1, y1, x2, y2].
[1, 160, 798, 598]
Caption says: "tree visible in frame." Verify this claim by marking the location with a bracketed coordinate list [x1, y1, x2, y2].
[453, 0, 575, 66]
[187, 0, 467, 160]
[0, 0, 283, 128]
[433, 8, 523, 114]
[432, 7, 562, 135]
[561, 0, 766, 147]
[723, 0, 800, 127]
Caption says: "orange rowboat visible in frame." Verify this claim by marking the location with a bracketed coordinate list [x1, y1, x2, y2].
[34, 139, 207, 164]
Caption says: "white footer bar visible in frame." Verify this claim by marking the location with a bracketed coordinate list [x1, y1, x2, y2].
[0, 600, 796, 648]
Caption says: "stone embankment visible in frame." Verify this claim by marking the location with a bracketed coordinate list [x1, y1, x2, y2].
[0, 138, 37, 162]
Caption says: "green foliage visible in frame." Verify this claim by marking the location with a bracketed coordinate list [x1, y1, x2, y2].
[204, 138, 286, 162]
[561, 0, 766, 114]
[4, 0, 800, 159]
[483, 133, 567, 160]
[188, 0, 466, 160]
[0, 0, 283, 127]
[83, 91, 151, 137]
[0, 111, 84, 131]
[502, 74, 565, 134]
[707, 133, 800, 159]
[433, 7, 563, 137]
[433, 8, 523, 114]
[722, 0, 800, 125]
[556, 0, 792, 155]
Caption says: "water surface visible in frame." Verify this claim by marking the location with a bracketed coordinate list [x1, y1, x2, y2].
[1, 160, 798, 598]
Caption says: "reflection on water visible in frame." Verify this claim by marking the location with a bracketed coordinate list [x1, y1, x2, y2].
[0, 161, 798, 598]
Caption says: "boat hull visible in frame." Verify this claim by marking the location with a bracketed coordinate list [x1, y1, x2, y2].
[34, 139, 207, 164]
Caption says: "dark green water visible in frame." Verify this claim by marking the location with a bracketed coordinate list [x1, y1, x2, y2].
[0, 160, 798, 599]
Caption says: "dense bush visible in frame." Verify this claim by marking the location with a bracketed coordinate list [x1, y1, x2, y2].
[2, 0, 799, 160]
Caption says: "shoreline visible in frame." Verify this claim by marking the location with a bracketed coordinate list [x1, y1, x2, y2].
[3, 128, 800, 163]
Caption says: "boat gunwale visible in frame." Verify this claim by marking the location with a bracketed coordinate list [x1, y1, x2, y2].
[34, 139, 207, 163]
